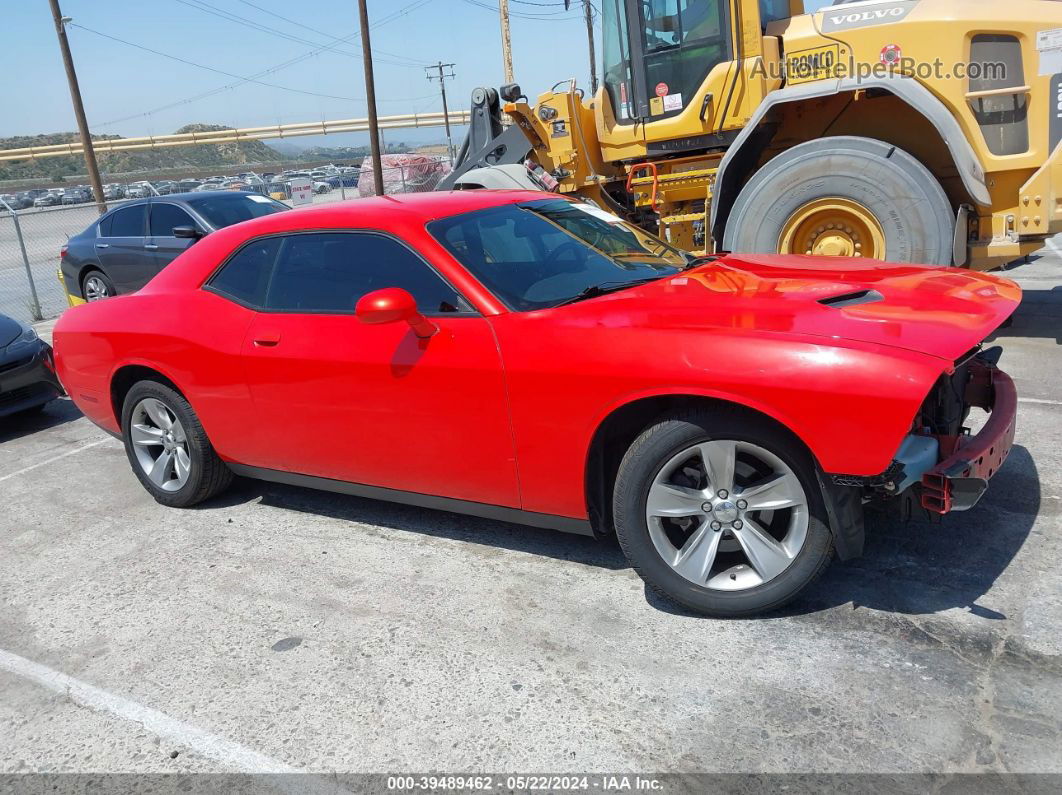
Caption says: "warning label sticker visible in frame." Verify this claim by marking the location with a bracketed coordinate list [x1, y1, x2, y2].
[662, 93, 683, 112]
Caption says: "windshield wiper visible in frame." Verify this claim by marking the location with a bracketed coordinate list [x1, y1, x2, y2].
[681, 254, 721, 270]
[553, 277, 663, 307]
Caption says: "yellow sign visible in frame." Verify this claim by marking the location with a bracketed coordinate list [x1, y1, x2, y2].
[786, 44, 841, 85]
[649, 96, 664, 116]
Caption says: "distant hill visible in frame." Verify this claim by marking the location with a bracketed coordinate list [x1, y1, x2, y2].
[0, 124, 289, 182]
[300, 142, 416, 160]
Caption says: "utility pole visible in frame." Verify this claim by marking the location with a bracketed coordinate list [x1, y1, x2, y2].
[498, 0, 514, 84]
[357, 0, 385, 196]
[425, 62, 456, 162]
[48, 0, 107, 215]
[582, 0, 597, 95]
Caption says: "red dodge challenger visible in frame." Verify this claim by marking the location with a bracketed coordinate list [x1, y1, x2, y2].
[53, 191, 1020, 616]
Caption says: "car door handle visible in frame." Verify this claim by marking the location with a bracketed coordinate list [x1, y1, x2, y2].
[253, 332, 281, 347]
[144, 243, 159, 250]
[95, 242, 109, 248]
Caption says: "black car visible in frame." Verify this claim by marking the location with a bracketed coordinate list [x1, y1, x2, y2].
[0, 315, 61, 417]
[60, 191, 290, 301]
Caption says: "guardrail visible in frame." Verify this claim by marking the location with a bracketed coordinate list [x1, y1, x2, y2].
[0, 111, 473, 161]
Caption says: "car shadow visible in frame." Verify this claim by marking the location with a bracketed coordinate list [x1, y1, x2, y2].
[210, 476, 630, 571]
[0, 397, 82, 443]
[721, 443, 1038, 621]
[988, 256, 1062, 345]
[203, 444, 1038, 618]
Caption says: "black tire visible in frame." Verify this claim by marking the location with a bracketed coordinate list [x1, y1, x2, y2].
[612, 409, 834, 618]
[121, 380, 233, 508]
[722, 136, 954, 265]
[81, 268, 116, 302]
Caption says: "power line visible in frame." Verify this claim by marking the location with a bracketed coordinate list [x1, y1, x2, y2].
[233, 0, 433, 66]
[171, 0, 429, 68]
[460, 0, 579, 19]
[87, 0, 440, 128]
[95, 35, 365, 127]
[69, 23, 364, 101]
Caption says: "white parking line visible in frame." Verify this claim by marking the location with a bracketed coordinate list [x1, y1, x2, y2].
[1018, 397, 1062, 406]
[1047, 237, 1062, 257]
[0, 438, 110, 483]
[0, 647, 302, 774]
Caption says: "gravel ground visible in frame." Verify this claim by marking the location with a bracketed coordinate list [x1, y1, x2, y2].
[0, 242, 1060, 787]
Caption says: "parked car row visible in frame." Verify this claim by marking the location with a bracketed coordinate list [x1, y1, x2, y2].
[1, 187, 90, 209]
[1, 164, 361, 211]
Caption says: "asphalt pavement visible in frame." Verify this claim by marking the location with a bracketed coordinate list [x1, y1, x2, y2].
[1, 243, 1060, 785]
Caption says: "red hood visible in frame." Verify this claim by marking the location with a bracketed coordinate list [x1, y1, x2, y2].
[559, 254, 1021, 362]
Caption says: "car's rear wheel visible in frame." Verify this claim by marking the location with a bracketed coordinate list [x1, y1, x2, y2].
[121, 381, 233, 508]
[82, 270, 116, 302]
[613, 409, 834, 617]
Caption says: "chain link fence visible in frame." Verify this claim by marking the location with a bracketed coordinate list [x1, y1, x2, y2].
[0, 157, 452, 324]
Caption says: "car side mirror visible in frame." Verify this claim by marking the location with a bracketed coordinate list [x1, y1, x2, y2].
[355, 287, 437, 338]
[172, 226, 202, 240]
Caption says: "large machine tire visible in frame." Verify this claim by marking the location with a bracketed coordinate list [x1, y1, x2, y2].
[722, 136, 954, 265]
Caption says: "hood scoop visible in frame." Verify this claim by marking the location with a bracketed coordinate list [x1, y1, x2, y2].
[818, 289, 884, 308]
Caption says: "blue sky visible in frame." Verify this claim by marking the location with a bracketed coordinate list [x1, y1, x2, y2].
[1, 0, 833, 147]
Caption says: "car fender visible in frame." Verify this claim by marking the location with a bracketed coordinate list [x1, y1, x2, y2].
[585, 384, 821, 465]
[582, 385, 873, 559]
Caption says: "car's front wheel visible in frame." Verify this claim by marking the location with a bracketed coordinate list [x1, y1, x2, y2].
[121, 380, 233, 508]
[613, 409, 834, 617]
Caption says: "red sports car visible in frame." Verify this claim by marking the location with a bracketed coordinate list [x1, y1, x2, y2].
[53, 191, 1020, 616]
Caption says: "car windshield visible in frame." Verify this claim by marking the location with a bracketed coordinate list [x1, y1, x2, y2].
[185, 193, 289, 229]
[427, 199, 689, 310]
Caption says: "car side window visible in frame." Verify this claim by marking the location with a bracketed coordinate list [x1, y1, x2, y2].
[262, 232, 469, 315]
[150, 203, 196, 237]
[97, 213, 113, 237]
[109, 204, 146, 237]
[207, 237, 282, 308]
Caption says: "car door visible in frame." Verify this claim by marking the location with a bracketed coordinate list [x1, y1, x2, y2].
[147, 201, 201, 271]
[226, 230, 520, 508]
[96, 202, 150, 293]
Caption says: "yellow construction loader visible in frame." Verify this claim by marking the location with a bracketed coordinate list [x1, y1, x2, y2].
[440, 0, 1062, 269]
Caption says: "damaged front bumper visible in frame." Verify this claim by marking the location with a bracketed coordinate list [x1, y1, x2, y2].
[919, 359, 1017, 514]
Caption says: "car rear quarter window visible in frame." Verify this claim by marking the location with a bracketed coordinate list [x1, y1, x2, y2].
[150, 203, 196, 237]
[207, 237, 282, 308]
[96, 213, 113, 237]
[108, 204, 146, 237]
[262, 232, 469, 315]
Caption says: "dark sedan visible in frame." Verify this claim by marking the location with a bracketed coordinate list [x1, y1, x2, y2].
[0, 314, 61, 417]
[60, 191, 290, 301]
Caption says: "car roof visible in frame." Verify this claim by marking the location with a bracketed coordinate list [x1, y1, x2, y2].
[103, 190, 269, 208]
[290, 190, 552, 223]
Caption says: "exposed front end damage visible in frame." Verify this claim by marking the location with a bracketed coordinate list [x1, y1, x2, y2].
[822, 346, 1019, 558]
[919, 357, 1017, 514]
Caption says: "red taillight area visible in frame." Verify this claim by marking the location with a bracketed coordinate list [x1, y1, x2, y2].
[60, 245, 68, 260]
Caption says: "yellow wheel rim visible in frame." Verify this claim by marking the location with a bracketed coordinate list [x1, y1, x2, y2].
[778, 198, 886, 258]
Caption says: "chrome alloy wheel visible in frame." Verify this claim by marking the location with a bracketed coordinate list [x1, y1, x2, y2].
[130, 398, 191, 492]
[83, 275, 110, 301]
[645, 439, 809, 591]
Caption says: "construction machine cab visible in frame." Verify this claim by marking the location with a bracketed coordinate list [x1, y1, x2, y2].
[601, 0, 790, 128]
